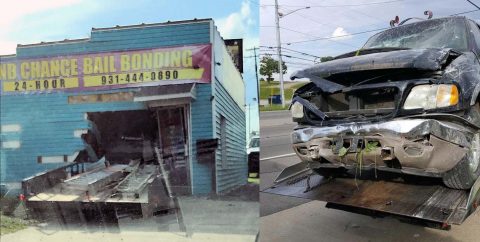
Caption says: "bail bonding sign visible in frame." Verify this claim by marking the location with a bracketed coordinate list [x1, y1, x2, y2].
[0, 44, 211, 95]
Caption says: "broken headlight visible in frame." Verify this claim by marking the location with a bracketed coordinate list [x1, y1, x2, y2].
[291, 101, 304, 118]
[403, 84, 459, 110]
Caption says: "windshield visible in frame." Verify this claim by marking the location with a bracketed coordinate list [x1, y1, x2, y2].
[249, 137, 260, 148]
[363, 18, 468, 51]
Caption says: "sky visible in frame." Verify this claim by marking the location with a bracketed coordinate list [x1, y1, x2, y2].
[260, 0, 480, 79]
[0, 0, 260, 137]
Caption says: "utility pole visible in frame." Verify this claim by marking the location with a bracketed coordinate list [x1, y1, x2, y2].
[274, 0, 285, 107]
[247, 47, 260, 106]
[248, 102, 251, 136]
[253, 47, 260, 106]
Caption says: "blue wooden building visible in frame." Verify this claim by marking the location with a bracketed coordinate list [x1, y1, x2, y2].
[0, 19, 247, 195]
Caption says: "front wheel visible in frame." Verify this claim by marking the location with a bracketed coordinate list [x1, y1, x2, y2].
[442, 133, 480, 189]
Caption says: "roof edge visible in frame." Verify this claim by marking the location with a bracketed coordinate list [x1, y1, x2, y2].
[15, 18, 214, 48]
[17, 38, 90, 48]
[0, 54, 17, 58]
[92, 18, 213, 32]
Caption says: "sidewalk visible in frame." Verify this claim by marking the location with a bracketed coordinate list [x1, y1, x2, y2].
[0, 185, 259, 242]
[0, 227, 256, 242]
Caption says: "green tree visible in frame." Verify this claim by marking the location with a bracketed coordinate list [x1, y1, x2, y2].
[259, 56, 287, 82]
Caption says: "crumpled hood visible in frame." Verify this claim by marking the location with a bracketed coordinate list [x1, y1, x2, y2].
[291, 48, 460, 80]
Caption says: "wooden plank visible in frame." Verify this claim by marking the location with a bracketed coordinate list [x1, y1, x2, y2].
[264, 174, 470, 225]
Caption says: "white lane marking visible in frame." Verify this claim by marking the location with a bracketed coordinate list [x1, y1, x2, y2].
[260, 153, 296, 161]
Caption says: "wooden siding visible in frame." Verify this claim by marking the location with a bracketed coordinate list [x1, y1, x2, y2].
[189, 24, 247, 194]
[190, 84, 214, 194]
[214, 79, 247, 193]
[0, 20, 212, 187]
[0, 90, 145, 182]
[212, 28, 247, 193]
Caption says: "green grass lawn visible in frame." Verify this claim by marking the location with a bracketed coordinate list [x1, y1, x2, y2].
[259, 81, 308, 112]
[259, 81, 307, 100]
[0, 214, 29, 235]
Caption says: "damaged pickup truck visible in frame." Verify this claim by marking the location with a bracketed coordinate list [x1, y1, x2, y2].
[290, 16, 480, 190]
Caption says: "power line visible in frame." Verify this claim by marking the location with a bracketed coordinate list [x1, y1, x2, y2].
[260, 13, 388, 45]
[259, 51, 317, 63]
[282, 8, 480, 45]
[264, 4, 480, 46]
[294, 12, 335, 28]
[282, 60, 316, 67]
[260, 5, 480, 48]
[260, 46, 322, 58]
[344, 7, 389, 29]
[281, 2, 387, 29]
[256, 53, 321, 67]
[261, 25, 359, 47]
[253, 51, 315, 64]
[281, 7, 480, 45]
[259, 48, 316, 59]
[467, 0, 480, 10]
[290, 11, 368, 45]
[282, 47, 321, 58]
[258, 52, 316, 62]
[261, 0, 403, 8]
[450, 9, 480, 15]
[283, 27, 388, 45]
[261, 53, 315, 62]
[282, 54, 316, 62]
[271, 11, 383, 46]
[294, 11, 383, 39]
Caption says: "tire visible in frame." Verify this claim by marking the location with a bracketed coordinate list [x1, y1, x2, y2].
[444, 102, 480, 189]
[442, 132, 480, 189]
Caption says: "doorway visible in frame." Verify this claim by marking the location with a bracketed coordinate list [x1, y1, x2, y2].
[85, 107, 191, 195]
[156, 106, 191, 195]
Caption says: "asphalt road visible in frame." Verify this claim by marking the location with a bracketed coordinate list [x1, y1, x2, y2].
[259, 110, 480, 242]
[259, 111, 310, 217]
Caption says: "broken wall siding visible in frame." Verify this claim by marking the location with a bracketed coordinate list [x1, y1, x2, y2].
[212, 29, 247, 193]
[0, 90, 145, 183]
[0, 20, 213, 187]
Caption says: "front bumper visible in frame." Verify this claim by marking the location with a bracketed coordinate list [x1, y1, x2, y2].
[292, 119, 476, 175]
